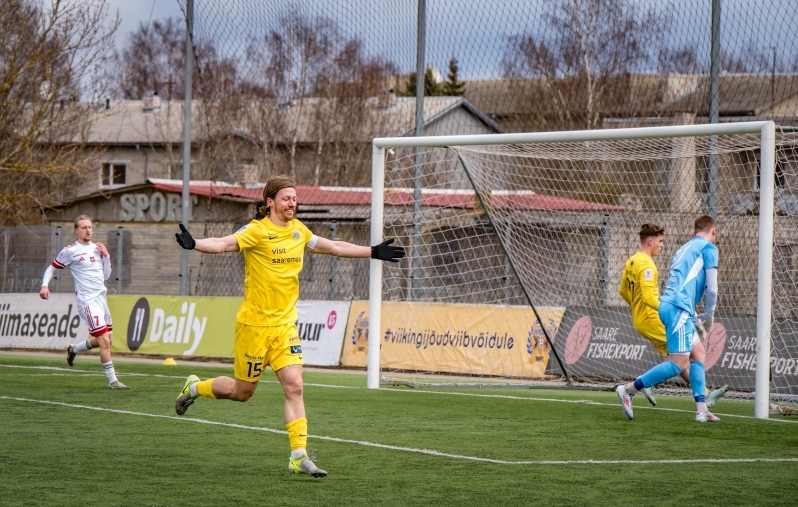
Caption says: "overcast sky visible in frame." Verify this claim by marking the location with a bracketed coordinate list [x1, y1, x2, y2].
[106, 0, 798, 79]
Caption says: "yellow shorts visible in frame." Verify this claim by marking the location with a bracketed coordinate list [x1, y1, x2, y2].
[233, 321, 303, 382]
[637, 322, 668, 356]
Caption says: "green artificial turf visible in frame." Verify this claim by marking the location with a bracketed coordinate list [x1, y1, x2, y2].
[1, 353, 797, 507]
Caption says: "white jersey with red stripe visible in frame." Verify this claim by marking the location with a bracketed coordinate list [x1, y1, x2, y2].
[51, 241, 110, 303]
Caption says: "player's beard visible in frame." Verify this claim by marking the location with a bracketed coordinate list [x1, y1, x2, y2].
[276, 205, 295, 222]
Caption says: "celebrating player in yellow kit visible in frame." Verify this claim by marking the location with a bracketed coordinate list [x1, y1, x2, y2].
[619, 223, 727, 407]
[172, 175, 405, 477]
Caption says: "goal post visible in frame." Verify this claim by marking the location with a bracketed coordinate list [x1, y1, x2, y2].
[370, 121, 780, 419]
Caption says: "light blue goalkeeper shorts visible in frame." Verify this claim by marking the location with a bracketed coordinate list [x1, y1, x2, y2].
[658, 301, 697, 355]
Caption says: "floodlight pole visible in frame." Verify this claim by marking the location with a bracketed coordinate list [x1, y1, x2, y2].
[707, 0, 721, 219]
[411, 0, 426, 301]
[180, 0, 194, 296]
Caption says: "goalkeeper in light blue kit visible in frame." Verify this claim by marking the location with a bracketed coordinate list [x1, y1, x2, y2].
[616, 215, 721, 423]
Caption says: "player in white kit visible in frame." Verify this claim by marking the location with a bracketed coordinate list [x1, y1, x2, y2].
[39, 215, 128, 389]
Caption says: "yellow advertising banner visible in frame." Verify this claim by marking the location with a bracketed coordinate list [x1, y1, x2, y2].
[342, 301, 565, 378]
[108, 295, 240, 357]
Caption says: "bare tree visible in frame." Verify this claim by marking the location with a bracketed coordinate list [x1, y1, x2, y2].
[502, 0, 667, 130]
[242, 11, 397, 186]
[0, 0, 119, 224]
[110, 16, 250, 100]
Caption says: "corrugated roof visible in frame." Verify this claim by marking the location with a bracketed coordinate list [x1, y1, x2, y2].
[147, 179, 621, 211]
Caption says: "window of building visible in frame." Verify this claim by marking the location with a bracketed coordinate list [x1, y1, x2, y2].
[101, 163, 126, 187]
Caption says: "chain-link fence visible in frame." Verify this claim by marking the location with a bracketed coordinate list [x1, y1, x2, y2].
[168, 0, 798, 295]
[0, 222, 370, 300]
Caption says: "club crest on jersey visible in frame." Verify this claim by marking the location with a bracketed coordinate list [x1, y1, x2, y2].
[292, 230, 300, 240]
[90, 256, 95, 262]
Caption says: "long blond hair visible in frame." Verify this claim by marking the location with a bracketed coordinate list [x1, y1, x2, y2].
[256, 175, 296, 219]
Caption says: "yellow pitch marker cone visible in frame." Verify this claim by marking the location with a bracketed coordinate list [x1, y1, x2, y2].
[163, 357, 177, 366]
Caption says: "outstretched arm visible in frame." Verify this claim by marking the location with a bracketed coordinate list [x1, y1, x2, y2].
[176, 224, 240, 254]
[312, 236, 370, 258]
[194, 235, 240, 254]
[312, 237, 405, 262]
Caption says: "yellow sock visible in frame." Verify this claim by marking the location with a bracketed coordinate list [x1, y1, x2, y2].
[196, 379, 217, 399]
[286, 417, 308, 453]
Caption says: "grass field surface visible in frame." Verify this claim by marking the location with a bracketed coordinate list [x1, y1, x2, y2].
[2, 353, 797, 506]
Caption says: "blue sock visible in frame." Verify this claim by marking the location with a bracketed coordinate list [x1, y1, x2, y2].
[690, 360, 706, 403]
[637, 361, 683, 389]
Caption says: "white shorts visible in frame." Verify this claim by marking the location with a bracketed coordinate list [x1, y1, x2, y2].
[78, 297, 113, 337]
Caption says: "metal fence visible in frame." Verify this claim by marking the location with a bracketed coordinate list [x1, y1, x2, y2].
[0, 222, 371, 300]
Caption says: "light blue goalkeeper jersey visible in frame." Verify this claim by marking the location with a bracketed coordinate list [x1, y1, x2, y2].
[660, 236, 718, 315]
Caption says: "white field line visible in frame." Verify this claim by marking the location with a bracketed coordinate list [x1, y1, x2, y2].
[1, 395, 796, 467]
[0, 364, 356, 389]
[2, 363, 797, 423]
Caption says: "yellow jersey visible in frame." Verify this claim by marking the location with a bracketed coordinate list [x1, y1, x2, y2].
[233, 218, 315, 326]
[619, 251, 663, 343]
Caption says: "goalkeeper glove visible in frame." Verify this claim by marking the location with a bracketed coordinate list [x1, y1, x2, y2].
[692, 316, 706, 342]
[175, 224, 196, 250]
[696, 312, 715, 335]
[371, 239, 405, 263]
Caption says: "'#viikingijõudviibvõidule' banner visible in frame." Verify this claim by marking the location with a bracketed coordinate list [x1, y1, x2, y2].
[342, 300, 565, 378]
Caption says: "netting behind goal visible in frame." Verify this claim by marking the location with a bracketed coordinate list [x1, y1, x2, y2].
[375, 127, 798, 400]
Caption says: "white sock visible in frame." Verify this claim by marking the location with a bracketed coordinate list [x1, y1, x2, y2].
[102, 361, 118, 383]
[624, 383, 638, 395]
[189, 383, 199, 398]
[696, 402, 708, 413]
[291, 448, 306, 460]
[72, 340, 92, 354]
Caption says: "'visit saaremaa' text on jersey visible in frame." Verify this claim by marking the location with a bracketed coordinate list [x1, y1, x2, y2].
[233, 218, 316, 326]
[51, 241, 110, 302]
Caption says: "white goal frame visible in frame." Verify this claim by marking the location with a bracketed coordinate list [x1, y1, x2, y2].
[369, 121, 776, 420]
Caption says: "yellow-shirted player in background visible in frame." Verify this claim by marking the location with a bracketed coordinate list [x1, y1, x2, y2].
[619, 223, 727, 407]
[172, 175, 405, 477]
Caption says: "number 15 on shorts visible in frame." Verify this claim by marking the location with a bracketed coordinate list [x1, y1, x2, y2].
[247, 361, 263, 378]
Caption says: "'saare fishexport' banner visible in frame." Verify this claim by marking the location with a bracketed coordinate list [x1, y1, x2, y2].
[549, 305, 798, 394]
[108, 295, 349, 366]
[341, 301, 564, 378]
[0, 293, 88, 349]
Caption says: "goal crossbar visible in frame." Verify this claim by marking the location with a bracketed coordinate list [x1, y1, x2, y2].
[369, 121, 776, 420]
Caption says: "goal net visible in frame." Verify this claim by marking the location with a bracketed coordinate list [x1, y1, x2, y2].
[368, 122, 798, 413]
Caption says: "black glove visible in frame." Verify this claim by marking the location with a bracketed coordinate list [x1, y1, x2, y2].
[175, 224, 196, 250]
[371, 238, 405, 263]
